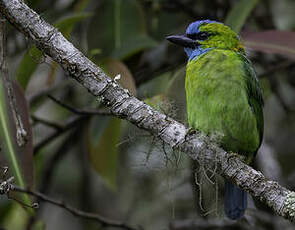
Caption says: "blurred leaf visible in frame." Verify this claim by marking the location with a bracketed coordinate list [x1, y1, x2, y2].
[54, 12, 92, 38]
[140, 43, 167, 72]
[149, 10, 190, 40]
[16, 46, 42, 90]
[139, 71, 171, 98]
[88, 117, 122, 190]
[46, 62, 58, 87]
[74, 0, 90, 12]
[112, 35, 158, 60]
[87, 58, 135, 189]
[260, 78, 272, 100]
[0, 201, 12, 224]
[142, 67, 186, 119]
[17, 13, 92, 90]
[166, 67, 185, 93]
[242, 31, 295, 59]
[270, 0, 295, 30]
[225, 0, 259, 33]
[89, 49, 102, 60]
[100, 58, 137, 95]
[31, 220, 46, 230]
[26, 0, 41, 8]
[88, 0, 157, 59]
[0, 78, 34, 208]
[166, 67, 186, 120]
[2, 203, 30, 229]
[145, 94, 170, 112]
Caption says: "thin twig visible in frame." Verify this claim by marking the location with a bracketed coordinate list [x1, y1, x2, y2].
[48, 95, 112, 116]
[31, 114, 64, 130]
[10, 185, 139, 230]
[34, 115, 88, 154]
[170, 218, 249, 230]
[34, 95, 112, 154]
[39, 128, 80, 194]
[28, 80, 71, 106]
[0, 16, 28, 147]
[26, 129, 82, 230]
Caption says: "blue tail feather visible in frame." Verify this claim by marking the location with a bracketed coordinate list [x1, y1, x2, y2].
[224, 180, 247, 220]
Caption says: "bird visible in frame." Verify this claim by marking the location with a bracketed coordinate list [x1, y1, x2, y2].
[166, 20, 264, 220]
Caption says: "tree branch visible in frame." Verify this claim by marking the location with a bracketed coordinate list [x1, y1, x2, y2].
[31, 114, 64, 130]
[169, 219, 249, 230]
[8, 185, 138, 230]
[1, 0, 295, 222]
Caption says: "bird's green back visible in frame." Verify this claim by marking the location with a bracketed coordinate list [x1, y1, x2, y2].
[186, 49, 263, 160]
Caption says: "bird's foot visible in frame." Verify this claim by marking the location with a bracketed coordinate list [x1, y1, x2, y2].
[187, 127, 196, 135]
[227, 151, 247, 163]
[185, 128, 196, 141]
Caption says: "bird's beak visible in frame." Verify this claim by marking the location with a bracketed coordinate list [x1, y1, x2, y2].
[166, 35, 198, 48]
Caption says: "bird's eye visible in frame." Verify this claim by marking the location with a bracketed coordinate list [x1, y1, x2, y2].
[186, 32, 210, 41]
[197, 32, 210, 40]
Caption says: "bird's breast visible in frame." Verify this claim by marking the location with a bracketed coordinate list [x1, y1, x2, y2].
[185, 50, 260, 155]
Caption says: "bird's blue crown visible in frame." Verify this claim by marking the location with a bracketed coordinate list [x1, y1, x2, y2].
[185, 20, 219, 61]
[186, 20, 218, 35]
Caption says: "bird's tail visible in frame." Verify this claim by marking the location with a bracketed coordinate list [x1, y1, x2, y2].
[224, 180, 247, 220]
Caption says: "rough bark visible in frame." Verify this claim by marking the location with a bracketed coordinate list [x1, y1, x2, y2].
[0, 0, 294, 222]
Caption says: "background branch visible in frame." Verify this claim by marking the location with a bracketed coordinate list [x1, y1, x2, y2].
[33, 115, 88, 154]
[48, 95, 112, 116]
[9, 185, 138, 230]
[31, 114, 64, 131]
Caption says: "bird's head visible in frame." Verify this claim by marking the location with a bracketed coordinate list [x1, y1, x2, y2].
[166, 20, 245, 60]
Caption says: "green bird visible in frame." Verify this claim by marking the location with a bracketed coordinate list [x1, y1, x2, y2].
[166, 20, 264, 220]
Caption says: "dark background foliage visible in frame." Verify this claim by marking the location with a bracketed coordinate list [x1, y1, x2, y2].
[1, 0, 295, 229]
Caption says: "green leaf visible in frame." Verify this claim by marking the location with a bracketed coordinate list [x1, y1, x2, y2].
[149, 10, 190, 40]
[225, 0, 259, 33]
[139, 71, 171, 98]
[17, 13, 92, 90]
[242, 30, 295, 59]
[112, 35, 158, 60]
[74, 0, 91, 12]
[88, 0, 157, 59]
[166, 67, 186, 120]
[89, 49, 102, 60]
[2, 203, 31, 229]
[144, 94, 169, 112]
[31, 220, 46, 230]
[88, 117, 122, 190]
[0, 77, 34, 209]
[27, 0, 41, 8]
[259, 78, 272, 100]
[16, 46, 42, 90]
[54, 12, 92, 38]
[87, 58, 135, 189]
[270, 0, 295, 30]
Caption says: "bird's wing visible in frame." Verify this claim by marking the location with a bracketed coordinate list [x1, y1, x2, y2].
[239, 54, 264, 153]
